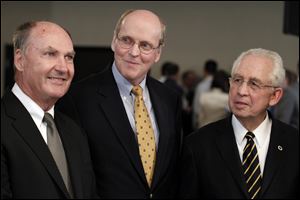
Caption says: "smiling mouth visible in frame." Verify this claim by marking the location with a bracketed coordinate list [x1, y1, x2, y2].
[126, 60, 139, 65]
[48, 77, 67, 81]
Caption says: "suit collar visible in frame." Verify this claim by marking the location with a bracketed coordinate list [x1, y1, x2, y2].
[54, 112, 84, 198]
[260, 120, 285, 197]
[96, 68, 174, 190]
[215, 116, 249, 198]
[95, 68, 148, 186]
[146, 77, 171, 190]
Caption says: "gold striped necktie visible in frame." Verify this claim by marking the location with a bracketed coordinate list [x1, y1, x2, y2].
[242, 132, 262, 199]
[132, 85, 156, 187]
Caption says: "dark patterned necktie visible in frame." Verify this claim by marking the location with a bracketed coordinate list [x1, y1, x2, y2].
[242, 132, 262, 199]
[43, 113, 73, 198]
[132, 85, 156, 187]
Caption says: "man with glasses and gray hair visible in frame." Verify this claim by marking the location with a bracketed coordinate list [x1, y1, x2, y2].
[179, 48, 298, 199]
[58, 9, 182, 198]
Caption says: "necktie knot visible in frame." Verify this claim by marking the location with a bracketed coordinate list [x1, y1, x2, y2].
[245, 131, 255, 140]
[43, 112, 55, 127]
[132, 85, 143, 97]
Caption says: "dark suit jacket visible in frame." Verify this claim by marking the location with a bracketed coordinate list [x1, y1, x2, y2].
[1, 91, 97, 199]
[58, 66, 182, 198]
[179, 115, 299, 199]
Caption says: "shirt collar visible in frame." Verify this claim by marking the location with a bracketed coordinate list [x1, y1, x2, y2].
[112, 61, 147, 96]
[12, 83, 55, 124]
[232, 112, 272, 148]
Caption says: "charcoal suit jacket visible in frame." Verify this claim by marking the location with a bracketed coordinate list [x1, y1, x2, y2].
[58, 65, 182, 198]
[179, 115, 299, 199]
[1, 91, 97, 199]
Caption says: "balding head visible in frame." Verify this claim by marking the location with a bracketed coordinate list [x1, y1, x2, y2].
[114, 9, 165, 47]
[13, 21, 72, 54]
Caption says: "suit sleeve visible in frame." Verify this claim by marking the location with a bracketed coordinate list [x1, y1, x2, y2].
[1, 144, 12, 199]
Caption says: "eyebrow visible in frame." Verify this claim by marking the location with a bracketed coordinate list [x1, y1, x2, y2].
[45, 46, 75, 56]
[119, 34, 156, 46]
[234, 74, 265, 83]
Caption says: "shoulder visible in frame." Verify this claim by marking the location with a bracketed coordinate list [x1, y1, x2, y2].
[147, 76, 180, 99]
[185, 117, 231, 147]
[73, 68, 111, 90]
[272, 118, 298, 138]
[55, 109, 86, 136]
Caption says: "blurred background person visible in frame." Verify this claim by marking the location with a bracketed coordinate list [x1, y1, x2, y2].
[192, 59, 218, 129]
[163, 61, 184, 96]
[198, 70, 230, 128]
[181, 70, 199, 136]
[272, 68, 299, 129]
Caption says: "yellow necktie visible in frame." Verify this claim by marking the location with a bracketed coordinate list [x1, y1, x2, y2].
[132, 85, 156, 187]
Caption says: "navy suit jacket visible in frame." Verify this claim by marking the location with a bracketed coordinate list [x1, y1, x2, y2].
[1, 91, 97, 199]
[58, 66, 182, 198]
[179, 115, 299, 199]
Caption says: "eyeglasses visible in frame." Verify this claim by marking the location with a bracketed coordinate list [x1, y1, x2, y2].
[116, 35, 161, 55]
[229, 77, 277, 92]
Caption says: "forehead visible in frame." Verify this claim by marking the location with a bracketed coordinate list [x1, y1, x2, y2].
[28, 23, 73, 51]
[120, 11, 162, 41]
[234, 54, 273, 80]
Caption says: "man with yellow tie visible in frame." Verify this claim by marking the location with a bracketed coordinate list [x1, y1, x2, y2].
[58, 9, 182, 198]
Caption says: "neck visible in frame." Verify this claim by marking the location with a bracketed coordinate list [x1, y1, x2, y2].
[236, 112, 267, 132]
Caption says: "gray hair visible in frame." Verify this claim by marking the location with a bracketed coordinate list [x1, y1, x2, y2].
[113, 9, 166, 47]
[231, 48, 286, 87]
[12, 21, 38, 53]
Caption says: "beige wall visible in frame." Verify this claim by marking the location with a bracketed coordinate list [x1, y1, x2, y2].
[1, 1, 299, 96]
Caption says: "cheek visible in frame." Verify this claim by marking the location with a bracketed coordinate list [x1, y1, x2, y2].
[141, 53, 157, 66]
[114, 46, 127, 58]
[68, 64, 75, 78]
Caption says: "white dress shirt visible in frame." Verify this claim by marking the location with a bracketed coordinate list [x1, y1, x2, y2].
[12, 83, 54, 144]
[232, 113, 272, 176]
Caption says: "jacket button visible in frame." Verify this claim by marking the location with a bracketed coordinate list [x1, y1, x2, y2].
[149, 193, 153, 199]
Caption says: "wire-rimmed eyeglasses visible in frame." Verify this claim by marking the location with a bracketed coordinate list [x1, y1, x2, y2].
[228, 77, 278, 92]
[116, 35, 161, 55]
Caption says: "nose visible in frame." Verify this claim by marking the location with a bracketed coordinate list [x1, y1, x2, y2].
[55, 56, 69, 73]
[237, 81, 250, 96]
[129, 43, 141, 57]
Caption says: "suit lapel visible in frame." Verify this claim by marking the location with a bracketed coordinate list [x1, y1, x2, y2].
[5, 92, 69, 198]
[147, 78, 170, 189]
[215, 117, 249, 198]
[55, 112, 83, 198]
[260, 121, 284, 197]
[96, 69, 147, 184]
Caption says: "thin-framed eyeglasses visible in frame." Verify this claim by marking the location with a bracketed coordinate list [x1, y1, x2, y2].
[228, 77, 278, 92]
[116, 34, 161, 55]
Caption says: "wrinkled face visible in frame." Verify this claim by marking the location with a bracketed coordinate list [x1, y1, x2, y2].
[228, 54, 282, 122]
[14, 22, 75, 106]
[111, 10, 162, 85]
